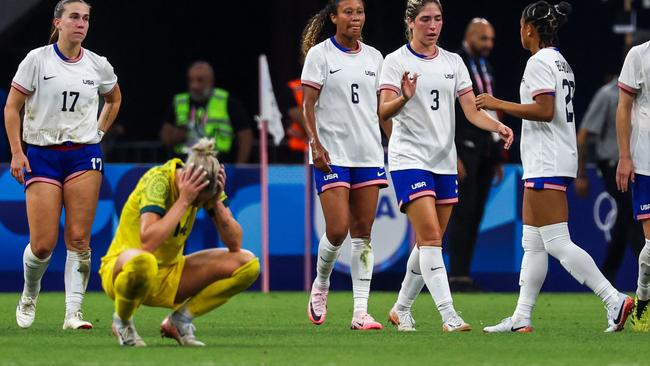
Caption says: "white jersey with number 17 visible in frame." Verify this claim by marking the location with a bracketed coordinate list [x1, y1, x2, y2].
[520, 47, 577, 180]
[11, 44, 118, 146]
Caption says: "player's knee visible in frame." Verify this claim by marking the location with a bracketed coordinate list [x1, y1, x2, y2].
[349, 220, 373, 239]
[30, 238, 57, 259]
[233, 257, 260, 289]
[125, 252, 158, 283]
[237, 249, 256, 264]
[30, 245, 54, 260]
[326, 225, 349, 246]
[67, 237, 90, 252]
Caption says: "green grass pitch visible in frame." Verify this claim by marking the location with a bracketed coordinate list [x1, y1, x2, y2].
[0, 292, 648, 365]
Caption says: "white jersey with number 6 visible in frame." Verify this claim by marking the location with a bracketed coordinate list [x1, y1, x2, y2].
[379, 45, 473, 174]
[11, 44, 118, 146]
[300, 38, 384, 167]
[520, 47, 577, 180]
[618, 41, 650, 176]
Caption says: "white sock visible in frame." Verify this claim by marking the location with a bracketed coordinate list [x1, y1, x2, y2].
[22, 243, 51, 299]
[172, 302, 194, 324]
[419, 246, 456, 322]
[396, 245, 425, 312]
[64, 250, 91, 316]
[313, 234, 341, 290]
[351, 238, 374, 314]
[637, 239, 650, 301]
[513, 225, 547, 321]
[540, 223, 619, 308]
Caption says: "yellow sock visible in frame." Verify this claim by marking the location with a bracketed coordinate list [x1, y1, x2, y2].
[184, 258, 260, 317]
[114, 252, 158, 321]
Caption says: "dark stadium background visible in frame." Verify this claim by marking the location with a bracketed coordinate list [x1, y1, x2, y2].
[1, 0, 624, 153]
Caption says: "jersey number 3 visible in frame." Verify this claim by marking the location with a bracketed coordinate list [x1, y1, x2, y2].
[562, 79, 575, 123]
[61, 91, 80, 112]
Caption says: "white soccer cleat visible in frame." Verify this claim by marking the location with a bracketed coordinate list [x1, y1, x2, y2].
[483, 317, 533, 333]
[388, 306, 416, 332]
[16, 296, 37, 329]
[160, 315, 205, 347]
[62, 311, 93, 330]
[604, 293, 634, 333]
[442, 313, 472, 332]
[112, 318, 146, 347]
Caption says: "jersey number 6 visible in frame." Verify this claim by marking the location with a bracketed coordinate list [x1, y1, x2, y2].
[351, 84, 359, 104]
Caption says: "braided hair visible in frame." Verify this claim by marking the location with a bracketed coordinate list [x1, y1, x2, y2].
[522, 1, 572, 48]
[300, 0, 366, 56]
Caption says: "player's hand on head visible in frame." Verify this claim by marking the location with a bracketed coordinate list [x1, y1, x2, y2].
[497, 123, 514, 150]
[401, 72, 417, 101]
[10, 151, 31, 185]
[216, 164, 226, 194]
[178, 163, 210, 205]
[310, 140, 332, 173]
[476, 93, 498, 110]
[616, 157, 635, 193]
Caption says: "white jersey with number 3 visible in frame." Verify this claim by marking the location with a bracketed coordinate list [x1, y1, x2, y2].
[618, 41, 650, 176]
[379, 45, 473, 174]
[520, 48, 577, 180]
[300, 38, 384, 167]
[11, 44, 118, 146]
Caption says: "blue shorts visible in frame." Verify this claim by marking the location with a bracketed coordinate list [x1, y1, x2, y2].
[312, 165, 388, 194]
[524, 177, 573, 192]
[25, 143, 104, 189]
[632, 174, 650, 221]
[390, 169, 458, 212]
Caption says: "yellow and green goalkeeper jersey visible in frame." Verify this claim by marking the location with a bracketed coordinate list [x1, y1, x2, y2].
[101, 158, 227, 267]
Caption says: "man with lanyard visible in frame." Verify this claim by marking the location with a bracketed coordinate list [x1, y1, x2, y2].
[160, 61, 254, 164]
[448, 18, 504, 292]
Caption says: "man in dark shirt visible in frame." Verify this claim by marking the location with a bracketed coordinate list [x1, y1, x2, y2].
[448, 18, 504, 291]
[160, 61, 253, 163]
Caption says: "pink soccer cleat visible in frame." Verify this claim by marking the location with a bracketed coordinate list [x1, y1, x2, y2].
[307, 287, 329, 325]
[351, 312, 384, 330]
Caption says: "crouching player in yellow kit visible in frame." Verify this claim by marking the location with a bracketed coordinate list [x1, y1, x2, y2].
[99, 138, 259, 347]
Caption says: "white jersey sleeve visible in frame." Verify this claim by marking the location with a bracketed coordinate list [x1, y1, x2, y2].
[523, 58, 556, 98]
[618, 46, 643, 93]
[99, 58, 118, 95]
[455, 55, 473, 96]
[11, 50, 39, 95]
[301, 46, 326, 90]
[378, 53, 402, 94]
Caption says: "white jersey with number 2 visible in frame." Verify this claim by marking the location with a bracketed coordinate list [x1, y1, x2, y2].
[520, 47, 577, 180]
[300, 38, 384, 167]
[11, 44, 118, 146]
[379, 44, 473, 175]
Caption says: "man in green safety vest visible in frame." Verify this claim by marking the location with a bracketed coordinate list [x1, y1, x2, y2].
[160, 61, 253, 163]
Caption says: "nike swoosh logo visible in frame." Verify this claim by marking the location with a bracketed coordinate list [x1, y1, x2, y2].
[329, 69, 342, 74]
[377, 171, 386, 177]
[430, 266, 443, 271]
[309, 302, 322, 321]
[410, 269, 421, 275]
[613, 303, 625, 324]
[43, 75, 56, 80]
[319, 256, 333, 264]
[511, 326, 528, 332]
